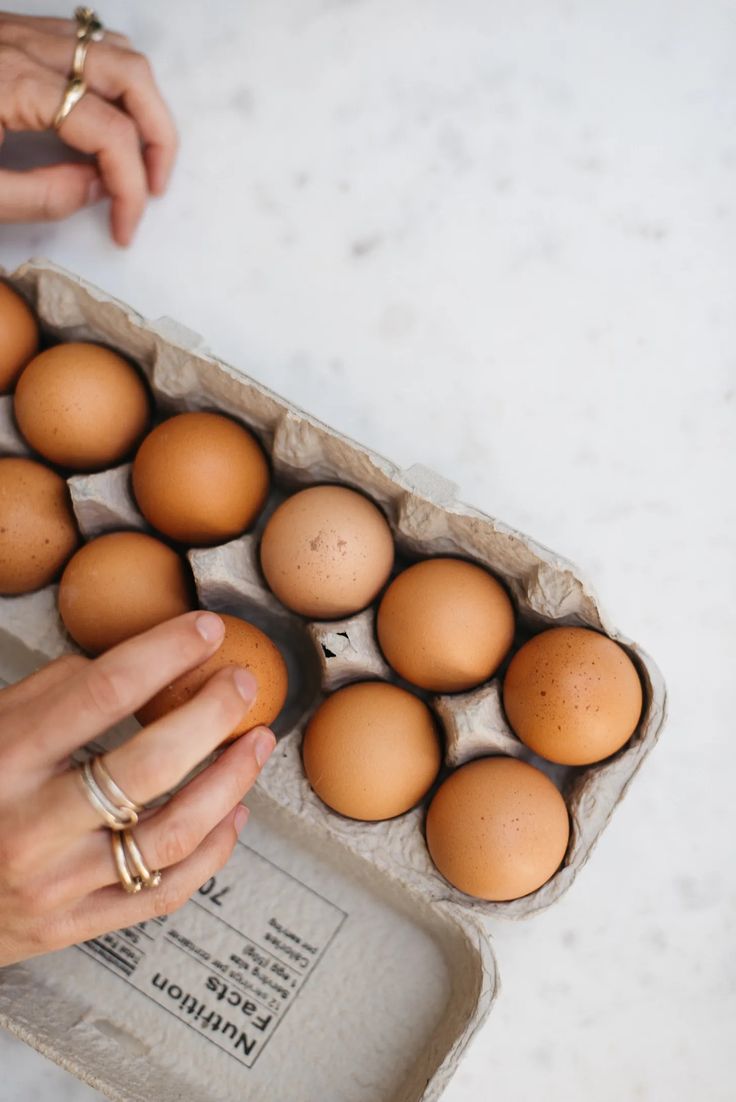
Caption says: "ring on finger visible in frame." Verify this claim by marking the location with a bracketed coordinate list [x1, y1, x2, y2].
[75, 6, 105, 45]
[111, 831, 142, 893]
[53, 6, 106, 130]
[78, 755, 142, 829]
[123, 828, 161, 889]
[71, 8, 105, 81]
[53, 76, 87, 130]
[94, 756, 142, 820]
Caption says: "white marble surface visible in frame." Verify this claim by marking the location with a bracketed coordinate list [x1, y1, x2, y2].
[1, 1, 734, 1099]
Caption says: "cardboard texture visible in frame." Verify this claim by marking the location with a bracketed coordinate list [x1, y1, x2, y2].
[0, 261, 666, 1102]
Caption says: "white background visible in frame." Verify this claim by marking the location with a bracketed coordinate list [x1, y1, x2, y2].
[1, 1, 734, 1100]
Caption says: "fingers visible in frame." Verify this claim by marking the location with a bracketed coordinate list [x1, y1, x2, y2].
[52, 807, 243, 952]
[12, 612, 227, 768]
[0, 14, 130, 49]
[57, 90, 148, 245]
[4, 28, 178, 194]
[35, 727, 275, 908]
[93, 47, 178, 196]
[0, 654, 88, 718]
[46, 663, 260, 841]
[0, 163, 103, 224]
[0, 47, 148, 245]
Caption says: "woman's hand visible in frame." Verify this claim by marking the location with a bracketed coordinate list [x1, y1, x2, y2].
[0, 611, 276, 967]
[0, 10, 177, 244]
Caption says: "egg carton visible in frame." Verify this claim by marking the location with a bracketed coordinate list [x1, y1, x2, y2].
[0, 261, 667, 1102]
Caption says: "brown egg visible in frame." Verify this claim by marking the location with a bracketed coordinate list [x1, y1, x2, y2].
[377, 558, 515, 692]
[302, 680, 441, 821]
[136, 613, 287, 739]
[132, 412, 269, 546]
[0, 457, 79, 594]
[14, 342, 150, 470]
[58, 531, 195, 655]
[0, 282, 39, 393]
[426, 756, 570, 901]
[503, 626, 643, 765]
[260, 485, 394, 619]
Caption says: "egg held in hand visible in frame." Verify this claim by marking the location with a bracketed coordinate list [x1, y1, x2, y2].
[0, 457, 79, 595]
[502, 626, 643, 766]
[302, 680, 441, 821]
[58, 531, 195, 655]
[136, 613, 288, 740]
[14, 342, 150, 470]
[132, 411, 270, 546]
[426, 756, 570, 901]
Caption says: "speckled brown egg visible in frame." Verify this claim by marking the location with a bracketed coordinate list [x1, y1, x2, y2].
[14, 342, 150, 470]
[503, 626, 643, 765]
[0, 457, 79, 594]
[132, 412, 269, 546]
[0, 282, 39, 394]
[377, 558, 515, 692]
[426, 756, 570, 901]
[58, 531, 195, 655]
[302, 680, 441, 820]
[259, 485, 394, 619]
[136, 613, 287, 740]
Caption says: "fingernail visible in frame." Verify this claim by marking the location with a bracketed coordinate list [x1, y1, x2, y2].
[195, 612, 225, 643]
[87, 177, 105, 204]
[252, 727, 276, 769]
[234, 804, 249, 834]
[233, 668, 257, 702]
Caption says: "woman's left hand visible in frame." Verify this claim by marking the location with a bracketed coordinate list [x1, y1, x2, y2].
[0, 10, 178, 244]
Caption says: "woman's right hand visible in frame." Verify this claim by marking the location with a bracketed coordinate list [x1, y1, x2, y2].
[0, 611, 275, 968]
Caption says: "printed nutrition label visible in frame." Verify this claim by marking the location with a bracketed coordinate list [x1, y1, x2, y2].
[78, 840, 347, 1068]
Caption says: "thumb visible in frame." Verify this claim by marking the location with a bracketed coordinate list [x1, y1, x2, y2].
[0, 163, 104, 224]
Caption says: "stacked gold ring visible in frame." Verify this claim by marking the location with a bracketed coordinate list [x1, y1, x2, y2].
[78, 754, 162, 894]
[111, 830, 162, 893]
[122, 830, 162, 890]
[53, 7, 105, 131]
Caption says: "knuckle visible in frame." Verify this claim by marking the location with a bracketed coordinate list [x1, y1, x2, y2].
[12, 876, 55, 919]
[29, 911, 73, 955]
[13, 913, 51, 955]
[125, 49, 153, 80]
[200, 675, 246, 731]
[151, 880, 190, 917]
[52, 654, 89, 677]
[0, 24, 28, 49]
[0, 833, 33, 888]
[38, 176, 72, 222]
[83, 665, 127, 719]
[157, 819, 197, 868]
[107, 109, 138, 148]
[0, 43, 27, 73]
